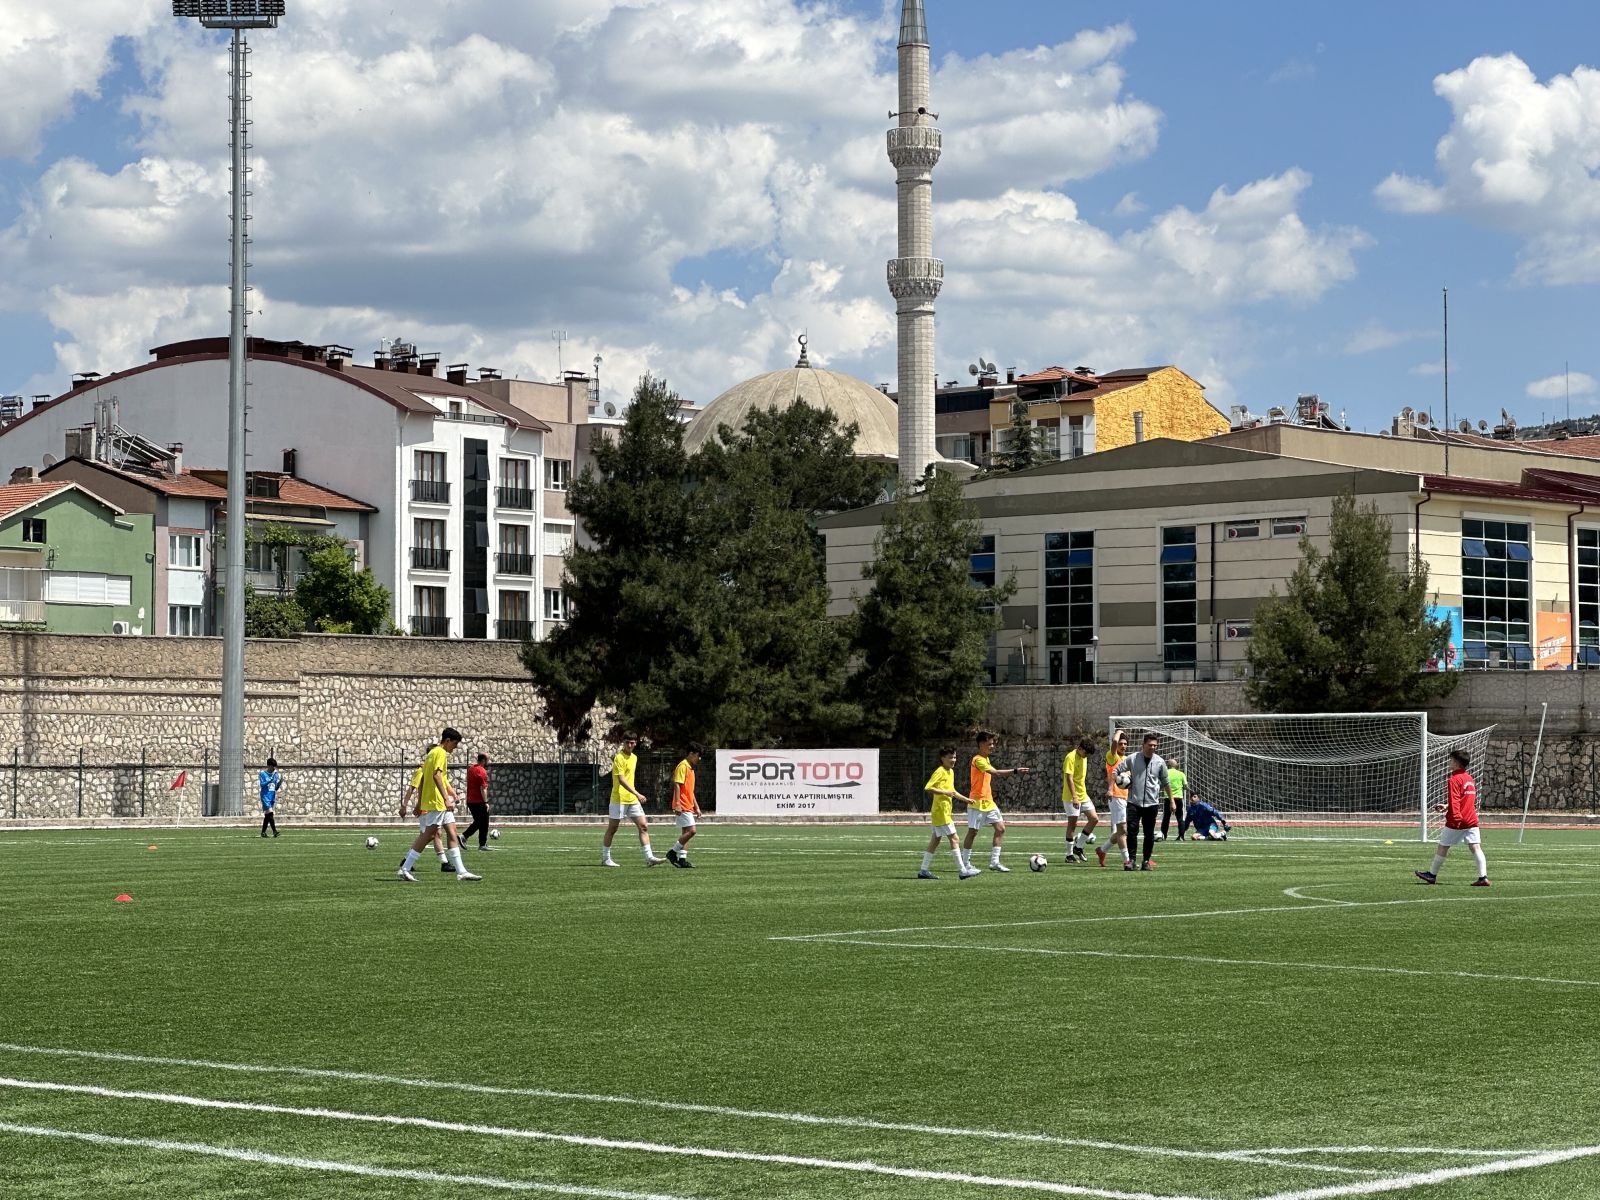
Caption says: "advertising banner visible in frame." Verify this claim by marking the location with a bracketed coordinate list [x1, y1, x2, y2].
[1425, 604, 1462, 672]
[1536, 611, 1573, 670]
[716, 749, 880, 816]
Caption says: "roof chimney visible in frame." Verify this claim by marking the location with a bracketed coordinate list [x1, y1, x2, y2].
[1006, 367, 1016, 383]
[447, 363, 469, 386]
[325, 345, 352, 371]
[373, 352, 391, 371]
[166, 443, 184, 474]
[418, 353, 440, 378]
[9, 466, 38, 484]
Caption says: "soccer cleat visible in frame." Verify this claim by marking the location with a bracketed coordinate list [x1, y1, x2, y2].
[1414, 870, 1438, 885]
[1095, 847, 1107, 867]
[396, 868, 418, 883]
[1141, 861, 1155, 872]
[1471, 876, 1491, 887]
[601, 858, 620, 868]
[958, 866, 981, 879]
[1123, 862, 1137, 871]
[678, 858, 694, 868]
[456, 870, 483, 882]
[667, 846, 680, 866]
[917, 869, 938, 879]
[989, 862, 1010, 873]
[645, 854, 664, 867]
[441, 861, 455, 873]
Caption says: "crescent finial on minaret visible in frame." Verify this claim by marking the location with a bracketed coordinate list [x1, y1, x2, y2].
[899, 0, 928, 47]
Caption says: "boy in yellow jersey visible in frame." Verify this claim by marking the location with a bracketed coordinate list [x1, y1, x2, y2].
[1060, 736, 1098, 863]
[399, 743, 453, 873]
[1102, 729, 1130, 868]
[602, 734, 662, 867]
[397, 728, 481, 882]
[962, 729, 1030, 873]
[667, 743, 703, 868]
[920, 745, 979, 879]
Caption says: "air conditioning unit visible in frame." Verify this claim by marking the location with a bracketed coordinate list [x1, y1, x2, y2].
[111, 620, 131, 635]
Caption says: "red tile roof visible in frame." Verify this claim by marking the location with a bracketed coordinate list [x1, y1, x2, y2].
[44, 459, 375, 511]
[0, 481, 75, 519]
[1422, 472, 1594, 504]
[1520, 435, 1600, 458]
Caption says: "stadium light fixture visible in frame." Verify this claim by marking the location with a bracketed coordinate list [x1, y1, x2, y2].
[173, 0, 284, 817]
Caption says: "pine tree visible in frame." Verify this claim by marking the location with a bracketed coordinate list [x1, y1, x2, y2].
[293, 544, 391, 634]
[1246, 492, 1458, 712]
[990, 397, 1048, 472]
[850, 471, 1014, 742]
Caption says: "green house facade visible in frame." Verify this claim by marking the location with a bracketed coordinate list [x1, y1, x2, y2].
[0, 481, 154, 634]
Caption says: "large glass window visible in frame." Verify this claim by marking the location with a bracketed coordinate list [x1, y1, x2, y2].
[1579, 528, 1600, 667]
[1162, 526, 1198, 665]
[1461, 518, 1532, 667]
[969, 534, 998, 682]
[1043, 532, 1094, 682]
[170, 534, 203, 569]
[545, 459, 572, 491]
[169, 605, 203, 636]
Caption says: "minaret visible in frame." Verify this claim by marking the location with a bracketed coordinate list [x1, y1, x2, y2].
[887, 0, 943, 484]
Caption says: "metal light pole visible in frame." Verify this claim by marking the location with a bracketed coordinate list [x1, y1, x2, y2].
[173, 0, 284, 816]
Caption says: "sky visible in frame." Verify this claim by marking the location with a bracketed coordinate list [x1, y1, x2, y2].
[3, 0, 1600, 434]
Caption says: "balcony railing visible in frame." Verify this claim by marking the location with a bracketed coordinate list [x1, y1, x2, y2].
[410, 615, 450, 638]
[497, 618, 535, 641]
[410, 479, 451, 504]
[495, 486, 535, 510]
[496, 551, 534, 576]
[411, 547, 451, 571]
[0, 599, 45, 625]
[245, 568, 303, 594]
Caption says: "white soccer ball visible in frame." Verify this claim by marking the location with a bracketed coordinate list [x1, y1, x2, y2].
[1155, 832, 1166, 842]
[1028, 853, 1048, 873]
[1113, 766, 1131, 789]
[1086, 833, 1097, 844]
[365, 836, 379, 850]
[489, 829, 500, 840]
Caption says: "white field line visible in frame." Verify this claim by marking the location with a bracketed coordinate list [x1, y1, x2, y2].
[1245, 1146, 1528, 1158]
[0, 1077, 1204, 1200]
[801, 938, 1600, 989]
[0, 1045, 1370, 1178]
[771, 889, 1600, 943]
[0, 1120, 692, 1199]
[1253, 1143, 1600, 1199]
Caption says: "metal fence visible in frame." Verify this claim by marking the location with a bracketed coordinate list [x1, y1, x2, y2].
[2, 736, 1594, 821]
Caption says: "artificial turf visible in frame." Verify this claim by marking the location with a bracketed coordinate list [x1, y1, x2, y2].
[0, 822, 1596, 1199]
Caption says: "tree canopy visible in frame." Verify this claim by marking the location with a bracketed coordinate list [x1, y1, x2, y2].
[989, 397, 1050, 473]
[1245, 492, 1458, 712]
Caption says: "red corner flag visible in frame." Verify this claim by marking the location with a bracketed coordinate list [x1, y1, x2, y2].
[170, 770, 188, 791]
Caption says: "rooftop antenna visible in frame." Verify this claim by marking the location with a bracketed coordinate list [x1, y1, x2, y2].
[552, 329, 567, 377]
[1566, 361, 1571, 423]
[1442, 287, 1450, 477]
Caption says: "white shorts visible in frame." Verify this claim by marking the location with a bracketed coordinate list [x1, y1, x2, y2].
[1109, 798, 1127, 826]
[1063, 800, 1097, 819]
[610, 801, 646, 821]
[675, 811, 697, 829]
[930, 822, 956, 838]
[966, 807, 1004, 830]
[1438, 825, 1482, 846]
[418, 810, 456, 830]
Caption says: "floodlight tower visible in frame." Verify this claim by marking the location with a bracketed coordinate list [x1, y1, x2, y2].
[172, 0, 284, 817]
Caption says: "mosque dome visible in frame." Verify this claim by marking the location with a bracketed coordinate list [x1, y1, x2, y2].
[684, 337, 901, 462]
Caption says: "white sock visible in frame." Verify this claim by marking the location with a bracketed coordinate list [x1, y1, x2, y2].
[677, 843, 689, 859]
[990, 847, 1002, 867]
[643, 844, 655, 861]
[401, 849, 420, 871]
[921, 851, 934, 870]
[1430, 852, 1447, 875]
[961, 847, 973, 868]
[1122, 846, 1132, 864]
[1471, 846, 1488, 878]
[951, 846, 966, 869]
[450, 847, 467, 874]
[437, 849, 449, 863]
[1074, 832, 1085, 850]
[601, 844, 614, 862]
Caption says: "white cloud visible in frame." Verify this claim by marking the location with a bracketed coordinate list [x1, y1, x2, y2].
[1344, 322, 1428, 355]
[1410, 360, 1445, 377]
[0, 3, 1365, 412]
[1375, 53, 1600, 282]
[1526, 371, 1597, 400]
[1112, 191, 1145, 217]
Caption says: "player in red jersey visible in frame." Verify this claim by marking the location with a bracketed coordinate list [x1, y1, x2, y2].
[1415, 749, 1489, 887]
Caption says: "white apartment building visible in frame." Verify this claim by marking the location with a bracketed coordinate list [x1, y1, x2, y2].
[0, 337, 553, 640]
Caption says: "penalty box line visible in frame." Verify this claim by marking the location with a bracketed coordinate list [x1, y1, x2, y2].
[0, 1120, 690, 1200]
[0, 1042, 1397, 1178]
[0, 1076, 1204, 1200]
[1250, 1143, 1600, 1200]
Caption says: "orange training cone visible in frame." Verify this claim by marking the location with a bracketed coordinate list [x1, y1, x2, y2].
[114, 894, 133, 903]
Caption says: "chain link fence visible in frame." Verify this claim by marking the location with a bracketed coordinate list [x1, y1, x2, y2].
[1, 734, 1594, 821]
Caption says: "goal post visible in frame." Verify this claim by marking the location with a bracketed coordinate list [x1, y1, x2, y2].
[1106, 712, 1493, 842]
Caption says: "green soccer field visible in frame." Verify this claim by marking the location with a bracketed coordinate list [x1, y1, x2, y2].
[1, 822, 1596, 1199]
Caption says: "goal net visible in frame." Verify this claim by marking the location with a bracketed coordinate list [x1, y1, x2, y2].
[1106, 712, 1494, 842]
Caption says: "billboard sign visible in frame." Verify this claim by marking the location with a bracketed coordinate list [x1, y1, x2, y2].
[1425, 604, 1462, 672]
[716, 749, 880, 816]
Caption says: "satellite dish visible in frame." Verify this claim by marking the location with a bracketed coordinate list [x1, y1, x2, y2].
[1458, 419, 1473, 433]
[41, 453, 58, 467]
[1401, 406, 1414, 419]
[968, 364, 980, 377]
[1416, 411, 1431, 425]
[982, 359, 997, 373]
[603, 402, 617, 417]
[1478, 419, 1488, 431]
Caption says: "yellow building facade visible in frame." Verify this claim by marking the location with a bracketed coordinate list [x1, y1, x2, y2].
[988, 366, 1229, 461]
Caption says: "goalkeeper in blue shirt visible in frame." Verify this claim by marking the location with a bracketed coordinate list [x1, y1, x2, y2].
[1183, 795, 1230, 840]
[259, 757, 282, 838]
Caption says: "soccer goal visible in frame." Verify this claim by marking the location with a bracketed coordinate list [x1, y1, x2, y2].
[1107, 712, 1494, 842]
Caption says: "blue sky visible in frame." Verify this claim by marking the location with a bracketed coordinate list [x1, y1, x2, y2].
[3, 0, 1600, 433]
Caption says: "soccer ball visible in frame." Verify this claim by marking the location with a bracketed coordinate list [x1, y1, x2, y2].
[365, 836, 379, 850]
[1028, 853, 1048, 873]
[1086, 833, 1097, 844]
[489, 829, 500, 840]
[1155, 832, 1166, 842]
[1113, 765, 1132, 789]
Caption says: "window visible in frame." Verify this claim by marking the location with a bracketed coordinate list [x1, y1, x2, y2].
[497, 458, 534, 508]
[245, 474, 280, 499]
[170, 534, 204, 569]
[545, 458, 572, 491]
[1579, 528, 1600, 666]
[44, 572, 132, 606]
[498, 525, 533, 575]
[1461, 518, 1532, 668]
[1162, 526, 1198, 665]
[1042, 531, 1094, 649]
[499, 590, 533, 640]
[544, 588, 567, 622]
[412, 519, 448, 571]
[414, 450, 446, 482]
[22, 518, 45, 544]
[169, 605, 203, 636]
[1224, 520, 1260, 541]
[542, 522, 574, 558]
[411, 586, 448, 637]
[412, 450, 449, 503]
[1271, 517, 1307, 538]
[1066, 415, 1085, 459]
